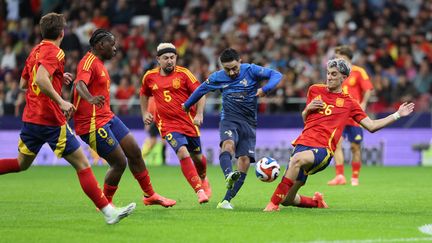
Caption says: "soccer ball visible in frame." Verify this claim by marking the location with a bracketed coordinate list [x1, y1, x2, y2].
[255, 157, 280, 182]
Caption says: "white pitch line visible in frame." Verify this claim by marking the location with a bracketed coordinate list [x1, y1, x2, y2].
[296, 237, 432, 243]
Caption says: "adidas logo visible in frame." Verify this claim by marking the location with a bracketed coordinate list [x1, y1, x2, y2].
[152, 84, 158, 90]
[101, 71, 106, 77]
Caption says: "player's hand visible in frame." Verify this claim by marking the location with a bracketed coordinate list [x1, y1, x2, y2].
[63, 72, 73, 85]
[181, 103, 189, 112]
[60, 100, 76, 120]
[307, 99, 324, 112]
[397, 102, 415, 117]
[255, 88, 266, 97]
[143, 112, 154, 125]
[88, 95, 105, 108]
[194, 113, 203, 126]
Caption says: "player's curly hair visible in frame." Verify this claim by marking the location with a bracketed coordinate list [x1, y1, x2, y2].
[327, 58, 351, 76]
[89, 29, 114, 47]
[220, 48, 240, 63]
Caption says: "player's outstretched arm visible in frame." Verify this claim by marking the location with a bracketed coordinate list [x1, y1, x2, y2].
[360, 102, 415, 133]
[183, 83, 210, 112]
[75, 80, 105, 108]
[35, 65, 75, 119]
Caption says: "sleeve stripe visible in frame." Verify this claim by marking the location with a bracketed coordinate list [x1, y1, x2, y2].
[176, 66, 198, 83]
[83, 55, 96, 71]
[141, 68, 159, 85]
[56, 50, 65, 61]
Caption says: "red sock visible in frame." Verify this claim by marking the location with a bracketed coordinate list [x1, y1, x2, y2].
[352, 161, 361, 179]
[180, 157, 202, 192]
[193, 154, 207, 179]
[77, 167, 109, 209]
[297, 195, 318, 208]
[0, 158, 20, 175]
[335, 164, 344, 176]
[103, 184, 118, 203]
[270, 177, 293, 205]
[133, 169, 155, 197]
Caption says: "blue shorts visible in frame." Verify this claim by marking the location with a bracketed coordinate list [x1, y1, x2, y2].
[164, 132, 202, 154]
[291, 145, 333, 183]
[219, 120, 256, 162]
[80, 116, 129, 158]
[343, 125, 363, 144]
[19, 122, 80, 158]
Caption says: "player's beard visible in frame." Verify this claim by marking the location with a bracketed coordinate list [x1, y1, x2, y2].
[163, 65, 174, 74]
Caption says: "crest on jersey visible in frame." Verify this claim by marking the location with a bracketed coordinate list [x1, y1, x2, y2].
[336, 98, 344, 107]
[169, 138, 178, 147]
[314, 95, 322, 100]
[348, 77, 356, 86]
[106, 137, 115, 146]
[172, 78, 181, 89]
[224, 130, 233, 137]
[240, 79, 248, 87]
[152, 84, 158, 90]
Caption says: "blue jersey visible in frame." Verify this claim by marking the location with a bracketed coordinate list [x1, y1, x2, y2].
[184, 63, 282, 126]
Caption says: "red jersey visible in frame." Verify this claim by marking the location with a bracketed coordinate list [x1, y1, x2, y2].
[21, 40, 66, 126]
[73, 52, 114, 135]
[293, 84, 367, 153]
[342, 65, 373, 127]
[140, 66, 200, 137]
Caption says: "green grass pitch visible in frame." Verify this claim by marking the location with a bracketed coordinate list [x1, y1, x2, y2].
[0, 165, 431, 243]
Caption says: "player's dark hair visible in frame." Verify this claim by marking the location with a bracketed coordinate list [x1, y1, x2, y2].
[220, 48, 240, 63]
[334, 45, 353, 60]
[39, 13, 66, 40]
[89, 29, 114, 47]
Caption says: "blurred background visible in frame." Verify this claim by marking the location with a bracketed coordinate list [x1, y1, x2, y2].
[0, 0, 431, 166]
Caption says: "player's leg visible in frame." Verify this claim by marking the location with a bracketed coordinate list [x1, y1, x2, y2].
[64, 147, 136, 224]
[0, 123, 43, 174]
[264, 147, 315, 211]
[51, 124, 135, 224]
[166, 132, 207, 203]
[350, 142, 362, 186]
[348, 126, 363, 186]
[219, 121, 238, 182]
[328, 137, 346, 185]
[80, 122, 127, 203]
[107, 116, 175, 207]
[219, 155, 250, 207]
[189, 136, 211, 197]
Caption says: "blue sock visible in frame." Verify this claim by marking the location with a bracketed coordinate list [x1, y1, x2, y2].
[223, 172, 247, 202]
[219, 151, 232, 177]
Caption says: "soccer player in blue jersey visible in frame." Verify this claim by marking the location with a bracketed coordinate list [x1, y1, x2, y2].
[183, 48, 282, 209]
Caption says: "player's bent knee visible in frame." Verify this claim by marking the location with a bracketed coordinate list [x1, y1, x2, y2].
[64, 148, 91, 171]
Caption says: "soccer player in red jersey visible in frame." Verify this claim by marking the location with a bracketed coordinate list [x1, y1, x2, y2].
[139, 43, 211, 204]
[0, 13, 135, 224]
[328, 46, 374, 186]
[264, 58, 414, 212]
[73, 29, 176, 208]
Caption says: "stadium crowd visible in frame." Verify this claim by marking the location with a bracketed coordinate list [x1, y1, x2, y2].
[0, 0, 431, 117]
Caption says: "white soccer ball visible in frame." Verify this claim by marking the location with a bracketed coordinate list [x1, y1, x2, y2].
[255, 156, 280, 182]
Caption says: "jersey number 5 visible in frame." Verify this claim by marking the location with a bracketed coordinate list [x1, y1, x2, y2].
[163, 90, 172, 102]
